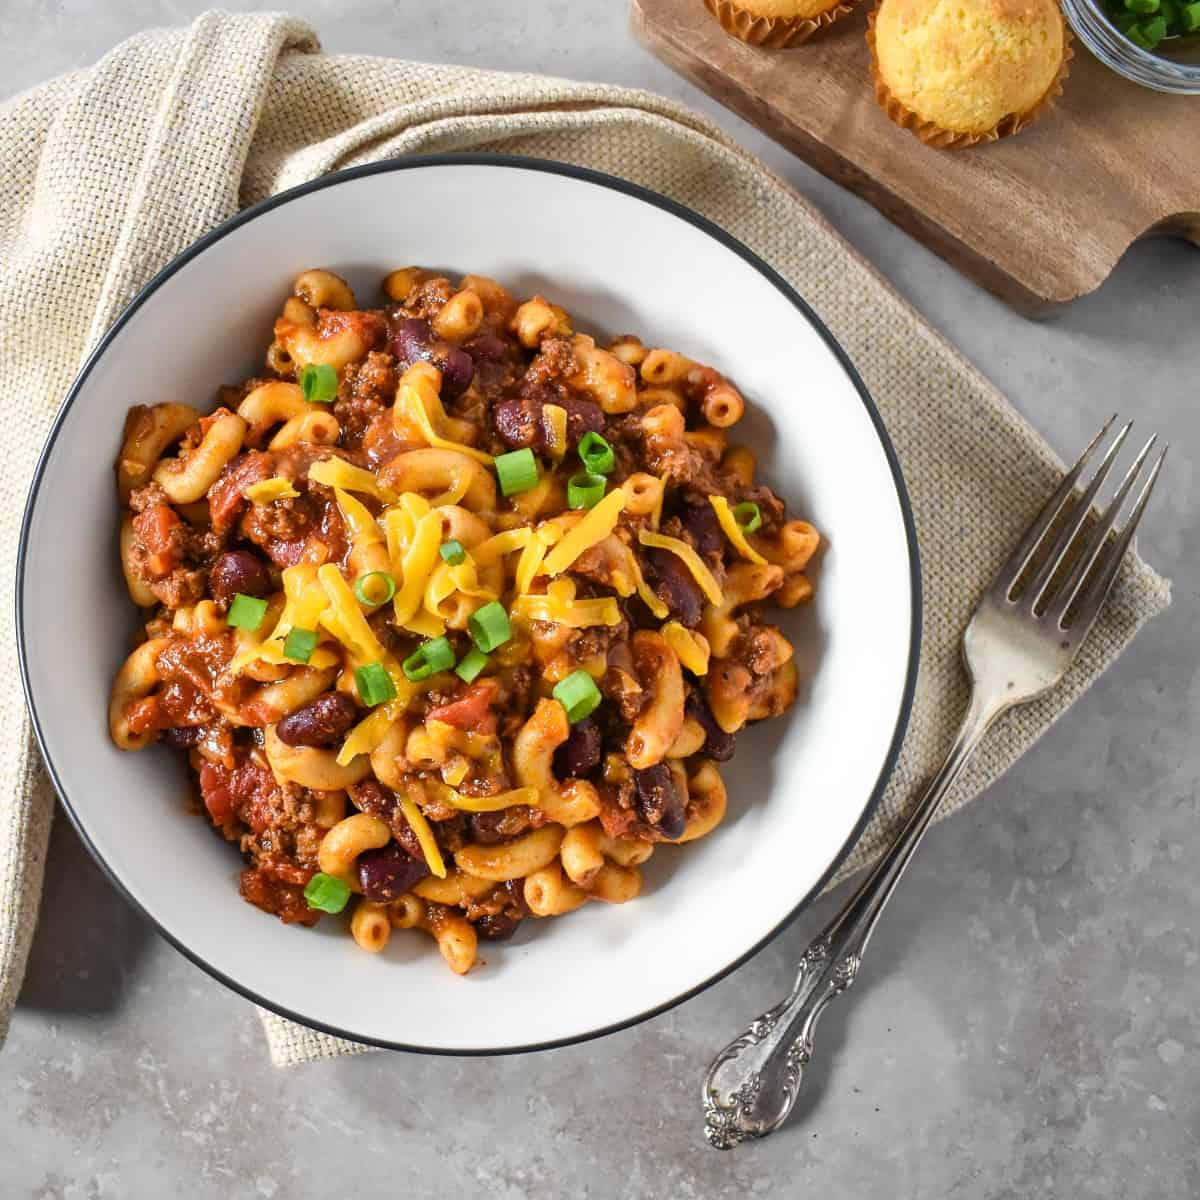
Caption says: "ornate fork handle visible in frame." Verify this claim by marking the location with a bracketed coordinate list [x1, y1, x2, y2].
[703, 689, 1001, 1150]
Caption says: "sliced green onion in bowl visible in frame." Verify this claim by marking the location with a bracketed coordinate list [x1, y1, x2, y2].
[355, 661, 398, 705]
[304, 872, 351, 914]
[299, 363, 338, 404]
[455, 647, 490, 683]
[353, 570, 396, 606]
[227, 593, 268, 631]
[401, 636, 456, 683]
[553, 669, 603, 724]
[282, 627, 319, 664]
[440, 540, 466, 566]
[578, 431, 615, 475]
[567, 471, 607, 510]
[494, 448, 539, 497]
[732, 500, 763, 534]
[468, 601, 512, 653]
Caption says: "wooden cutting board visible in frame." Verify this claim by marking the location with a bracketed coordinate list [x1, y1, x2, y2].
[631, 0, 1200, 313]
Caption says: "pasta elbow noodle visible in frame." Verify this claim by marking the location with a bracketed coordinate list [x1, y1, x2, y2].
[512, 699, 600, 826]
[625, 631, 685, 770]
[523, 862, 588, 916]
[117, 403, 201, 501]
[433, 288, 484, 342]
[454, 825, 565, 882]
[109, 638, 169, 750]
[265, 724, 371, 790]
[350, 900, 392, 953]
[152, 409, 247, 503]
[293, 268, 356, 312]
[379, 448, 497, 512]
[671, 759, 727, 843]
[318, 812, 391, 883]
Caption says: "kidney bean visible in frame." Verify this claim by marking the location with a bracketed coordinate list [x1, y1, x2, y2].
[436, 344, 475, 398]
[686, 692, 735, 762]
[391, 317, 434, 365]
[391, 318, 474, 398]
[681, 502, 725, 560]
[467, 809, 533, 845]
[352, 778, 397, 820]
[553, 717, 602, 779]
[645, 547, 703, 628]
[476, 912, 522, 941]
[357, 843, 430, 902]
[463, 333, 508, 363]
[634, 763, 686, 839]
[209, 550, 271, 605]
[275, 692, 358, 748]
[492, 396, 541, 450]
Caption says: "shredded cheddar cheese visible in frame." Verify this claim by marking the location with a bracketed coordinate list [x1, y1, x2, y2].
[542, 488, 627, 576]
[637, 529, 724, 605]
[473, 526, 532, 566]
[400, 793, 447, 877]
[650, 472, 668, 530]
[335, 704, 401, 767]
[308, 457, 398, 504]
[436, 786, 540, 813]
[334, 487, 384, 545]
[627, 549, 668, 619]
[662, 621, 711, 676]
[391, 509, 444, 632]
[243, 477, 299, 504]
[543, 404, 568, 458]
[515, 532, 548, 595]
[512, 578, 621, 628]
[710, 495, 767, 566]
[397, 376, 494, 466]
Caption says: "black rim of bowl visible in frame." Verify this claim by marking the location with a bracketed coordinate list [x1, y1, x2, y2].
[16, 153, 923, 1056]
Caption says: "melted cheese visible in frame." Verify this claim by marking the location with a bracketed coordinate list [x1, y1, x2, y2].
[243, 477, 299, 504]
[335, 704, 401, 767]
[542, 488, 627, 576]
[308, 457, 397, 504]
[436, 785, 540, 813]
[637, 528, 724, 605]
[473, 526, 532, 566]
[627, 547, 668, 619]
[710, 495, 767, 565]
[662, 620, 711, 676]
[391, 509, 445, 634]
[399, 793, 447, 878]
[397, 374, 494, 466]
[542, 404, 567, 458]
[512, 578, 621, 627]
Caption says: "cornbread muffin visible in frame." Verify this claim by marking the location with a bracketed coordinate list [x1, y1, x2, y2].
[706, 0, 857, 47]
[868, 0, 1070, 148]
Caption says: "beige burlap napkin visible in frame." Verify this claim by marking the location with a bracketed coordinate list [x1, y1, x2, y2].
[0, 11, 1169, 1066]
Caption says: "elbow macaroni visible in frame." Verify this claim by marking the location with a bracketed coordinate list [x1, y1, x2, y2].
[108, 265, 820, 972]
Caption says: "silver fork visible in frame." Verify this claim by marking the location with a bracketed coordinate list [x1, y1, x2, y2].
[702, 417, 1166, 1150]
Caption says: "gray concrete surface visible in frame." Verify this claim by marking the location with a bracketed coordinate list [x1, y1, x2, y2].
[4, 2, 1199, 1197]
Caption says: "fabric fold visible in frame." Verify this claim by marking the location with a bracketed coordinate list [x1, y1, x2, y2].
[0, 10, 1168, 1064]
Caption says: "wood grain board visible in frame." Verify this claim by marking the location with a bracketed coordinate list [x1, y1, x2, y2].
[632, 0, 1200, 313]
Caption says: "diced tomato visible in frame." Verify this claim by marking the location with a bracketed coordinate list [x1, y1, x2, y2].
[426, 680, 499, 734]
[132, 504, 183, 578]
[198, 761, 237, 826]
[208, 450, 273, 533]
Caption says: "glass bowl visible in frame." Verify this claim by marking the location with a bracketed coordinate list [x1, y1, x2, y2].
[1063, 0, 1200, 93]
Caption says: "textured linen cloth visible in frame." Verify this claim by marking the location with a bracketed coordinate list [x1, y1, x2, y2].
[0, 11, 1169, 1066]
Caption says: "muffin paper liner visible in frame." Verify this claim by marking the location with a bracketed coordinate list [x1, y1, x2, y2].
[706, 0, 859, 47]
[866, 6, 1073, 149]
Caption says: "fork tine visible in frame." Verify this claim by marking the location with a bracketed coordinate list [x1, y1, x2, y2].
[1027, 421, 1132, 611]
[1054, 445, 1167, 632]
[993, 416, 1116, 598]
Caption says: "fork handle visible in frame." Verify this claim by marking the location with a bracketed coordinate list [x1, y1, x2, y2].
[702, 688, 1003, 1150]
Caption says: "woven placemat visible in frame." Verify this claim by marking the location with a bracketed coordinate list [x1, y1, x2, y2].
[0, 10, 1168, 1065]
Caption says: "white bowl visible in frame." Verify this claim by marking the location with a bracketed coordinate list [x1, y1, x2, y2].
[18, 157, 919, 1053]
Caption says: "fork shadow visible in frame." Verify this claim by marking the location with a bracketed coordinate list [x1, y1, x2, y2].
[16, 804, 153, 1017]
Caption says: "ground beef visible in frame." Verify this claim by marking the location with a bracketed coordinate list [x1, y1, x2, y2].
[333, 351, 397, 448]
[240, 867, 319, 926]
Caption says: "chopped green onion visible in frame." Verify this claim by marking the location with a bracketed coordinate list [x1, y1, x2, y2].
[353, 571, 396, 606]
[468, 601, 512, 653]
[1141, 13, 1168, 40]
[299, 363, 338, 404]
[553, 669, 603, 724]
[578, 431, 616, 475]
[227, 593, 268, 631]
[732, 501, 763, 534]
[401, 636, 456, 683]
[304, 872, 351, 914]
[494, 448, 539, 497]
[1182, 1, 1200, 28]
[455, 648, 490, 684]
[355, 661, 398, 705]
[440, 540, 466, 566]
[567, 471, 607, 510]
[282, 627, 319, 664]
